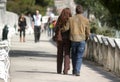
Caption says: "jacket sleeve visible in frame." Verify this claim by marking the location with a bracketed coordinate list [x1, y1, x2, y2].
[61, 21, 70, 32]
[85, 21, 90, 41]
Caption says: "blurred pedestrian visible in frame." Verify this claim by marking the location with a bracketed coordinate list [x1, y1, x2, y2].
[52, 19, 57, 34]
[62, 5, 90, 76]
[47, 12, 55, 37]
[54, 8, 72, 74]
[32, 10, 42, 43]
[18, 14, 27, 42]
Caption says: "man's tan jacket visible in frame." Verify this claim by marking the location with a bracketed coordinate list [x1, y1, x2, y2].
[62, 14, 90, 42]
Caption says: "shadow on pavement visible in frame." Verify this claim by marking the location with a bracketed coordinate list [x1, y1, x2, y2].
[15, 70, 57, 74]
[15, 70, 73, 76]
[83, 60, 120, 82]
[49, 39, 57, 47]
[9, 50, 56, 58]
[49, 38, 120, 81]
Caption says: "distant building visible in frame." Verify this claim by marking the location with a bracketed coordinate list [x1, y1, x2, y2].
[54, 0, 76, 15]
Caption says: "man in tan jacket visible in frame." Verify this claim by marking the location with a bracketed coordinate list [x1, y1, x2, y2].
[62, 5, 90, 76]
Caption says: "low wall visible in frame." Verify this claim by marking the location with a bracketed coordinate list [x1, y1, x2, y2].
[85, 34, 120, 76]
[0, 11, 18, 40]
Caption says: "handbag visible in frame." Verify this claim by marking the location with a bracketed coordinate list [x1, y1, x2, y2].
[49, 23, 54, 28]
[57, 29, 62, 41]
[18, 28, 21, 31]
[52, 27, 62, 41]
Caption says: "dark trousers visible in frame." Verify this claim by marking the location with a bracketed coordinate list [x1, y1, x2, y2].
[20, 28, 25, 37]
[34, 26, 41, 42]
[57, 40, 71, 73]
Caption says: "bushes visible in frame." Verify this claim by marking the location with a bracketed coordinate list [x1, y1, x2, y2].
[90, 20, 115, 37]
[7, 0, 54, 15]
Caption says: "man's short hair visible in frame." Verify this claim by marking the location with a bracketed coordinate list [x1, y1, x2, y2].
[76, 5, 83, 14]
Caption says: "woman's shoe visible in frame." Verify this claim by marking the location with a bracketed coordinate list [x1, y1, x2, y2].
[57, 71, 61, 74]
[63, 71, 68, 75]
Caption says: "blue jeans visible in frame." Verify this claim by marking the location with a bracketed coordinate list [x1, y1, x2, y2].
[47, 27, 54, 37]
[71, 41, 85, 74]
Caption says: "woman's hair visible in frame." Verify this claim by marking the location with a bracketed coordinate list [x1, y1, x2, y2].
[19, 14, 25, 21]
[76, 5, 83, 14]
[56, 8, 72, 28]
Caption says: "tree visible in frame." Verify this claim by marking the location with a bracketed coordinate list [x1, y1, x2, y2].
[35, 0, 54, 7]
[98, 0, 120, 29]
[7, 0, 54, 15]
[74, 0, 120, 30]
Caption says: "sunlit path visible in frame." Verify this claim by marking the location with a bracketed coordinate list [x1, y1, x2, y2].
[8, 32, 120, 82]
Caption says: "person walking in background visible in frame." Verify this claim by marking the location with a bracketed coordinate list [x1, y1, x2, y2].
[18, 14, 27, 42]
[47, 11, 55, 37]
[54, 8, 72, 74]
[62, 5, 90, 76]
[32, 9, 42, 43]
[52, 19, 57, 35]
[47, 17, 53, 37]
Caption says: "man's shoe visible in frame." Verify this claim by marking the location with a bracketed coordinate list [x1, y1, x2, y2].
[75, 73, 80, 76]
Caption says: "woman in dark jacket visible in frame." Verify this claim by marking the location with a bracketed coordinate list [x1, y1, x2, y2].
[18, 14, 27, 42]
[54, 8, 72, 74]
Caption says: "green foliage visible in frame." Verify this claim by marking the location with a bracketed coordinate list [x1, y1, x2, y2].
[7, 0, 54, 15]
[90, 21, 98, 34]
[35, 0, 54, 7]
[90, 19, 115, 37]
[96, 28, 115, 37]
[74, 0, 120, 30]
[98, 0, 120, 30]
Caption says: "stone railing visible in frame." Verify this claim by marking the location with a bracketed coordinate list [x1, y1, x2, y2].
[0, 0, 19, 39]
[85, 34, 120, 76]
[0, 11, 18, 40]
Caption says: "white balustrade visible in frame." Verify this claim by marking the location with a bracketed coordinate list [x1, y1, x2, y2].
[0, 40, 10, 82]
[85, 34, 120, 76]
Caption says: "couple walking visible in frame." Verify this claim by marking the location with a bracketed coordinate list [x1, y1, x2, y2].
[54, 5, 90, 76]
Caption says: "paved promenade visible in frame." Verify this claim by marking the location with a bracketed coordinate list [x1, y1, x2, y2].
[8, 32, 120, 82]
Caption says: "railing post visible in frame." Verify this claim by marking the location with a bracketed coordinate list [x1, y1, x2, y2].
[86, 34, 120, 76]
[101, 37, 108, 69]
[107, 38, 115, 72]
[114, 39, 120, 75]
